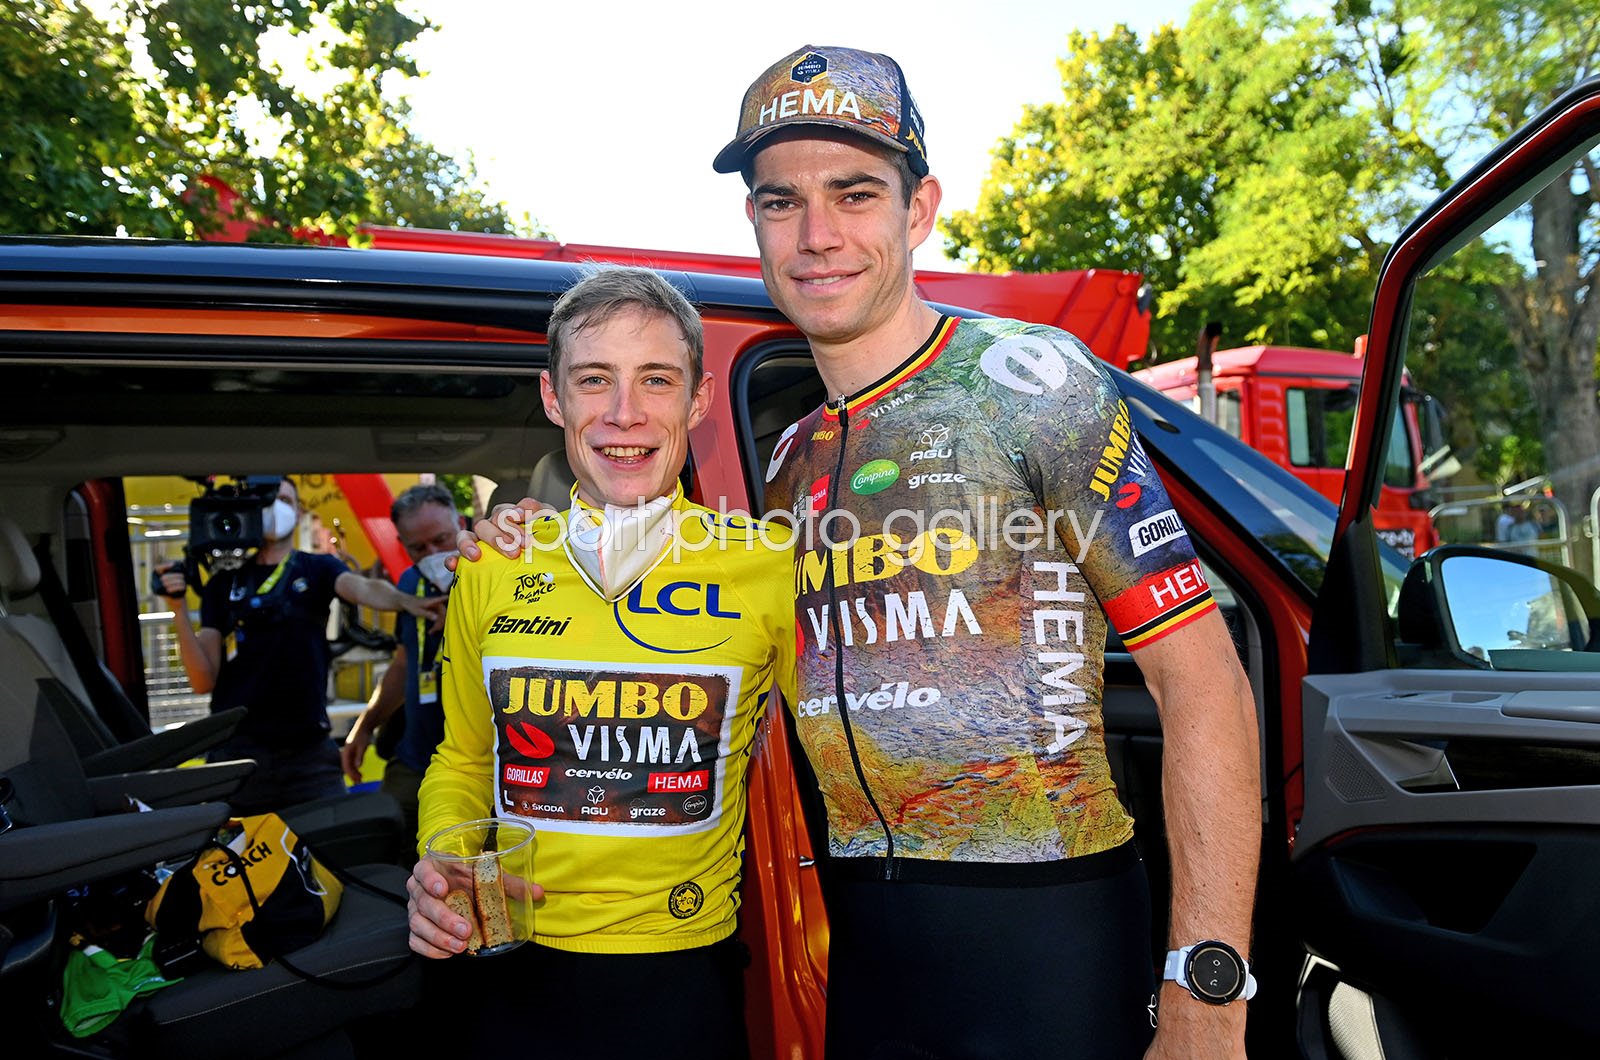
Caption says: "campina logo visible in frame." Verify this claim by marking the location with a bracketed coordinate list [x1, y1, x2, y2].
[850, 459, 900, 495]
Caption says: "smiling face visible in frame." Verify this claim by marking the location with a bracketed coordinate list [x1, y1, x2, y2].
[540, 306, 715, 509]
[745, 130, 942, 372]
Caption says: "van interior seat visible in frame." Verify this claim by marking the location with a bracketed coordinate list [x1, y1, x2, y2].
[0, 512, 408, 865]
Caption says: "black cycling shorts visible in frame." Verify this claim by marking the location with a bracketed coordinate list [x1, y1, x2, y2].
[821, 843, 1156, 1060]
[422, 935, 748, 1059]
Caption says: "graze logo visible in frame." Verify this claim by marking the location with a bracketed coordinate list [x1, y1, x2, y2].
[1089, 401, 1133, 501]
[907, 472, 965, 490]
[909, 423, 952, 462]
[489, 659, 740, 834]
[850, 459, 900, 495]
[765, 422, 799, 483]
[614, 581, 742, 654]
[513, 571, 556, 603]
[489, 615, 571, 637]
[795, 681, 943, 718]
[979, 333, 1097, 395]
[1128, 509, 1187, 557]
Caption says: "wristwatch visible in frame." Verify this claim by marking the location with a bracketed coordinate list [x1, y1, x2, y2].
[1163, 940, 1257, 1005]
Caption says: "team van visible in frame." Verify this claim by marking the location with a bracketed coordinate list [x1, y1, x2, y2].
[2, 76, 1600, 1059]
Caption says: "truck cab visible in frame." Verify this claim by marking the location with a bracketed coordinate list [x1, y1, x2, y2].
[1135, 345, 1444, 556]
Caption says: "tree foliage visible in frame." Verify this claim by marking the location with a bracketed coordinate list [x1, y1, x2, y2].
[945, 0, 1600, 523]
[0, 0, 540, 240]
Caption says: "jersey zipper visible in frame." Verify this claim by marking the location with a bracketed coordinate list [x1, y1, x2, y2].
[824, 396, 897, 877]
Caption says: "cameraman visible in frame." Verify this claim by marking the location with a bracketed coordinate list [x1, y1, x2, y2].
[160, 476, 445, 814]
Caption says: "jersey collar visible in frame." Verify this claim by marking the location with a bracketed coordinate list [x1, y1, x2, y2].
[822, 315, 958, 421]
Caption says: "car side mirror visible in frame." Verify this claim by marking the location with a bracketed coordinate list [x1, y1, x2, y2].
[1397, 545, 1600, 670]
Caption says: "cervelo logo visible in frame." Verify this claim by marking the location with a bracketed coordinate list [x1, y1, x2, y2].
[765, 421, 799, 483]
[1128, 508, 1187, 557]
[795, 681, 943, 718]
[979, 333, 1097, 395]
[613, 582, 742, 655]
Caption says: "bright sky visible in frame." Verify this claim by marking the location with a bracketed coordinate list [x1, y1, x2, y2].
[399, 1, 1194, 268]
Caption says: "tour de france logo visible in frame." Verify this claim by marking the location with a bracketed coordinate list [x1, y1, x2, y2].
[668, 881, 704, 920]
[513, 572, 556, 604]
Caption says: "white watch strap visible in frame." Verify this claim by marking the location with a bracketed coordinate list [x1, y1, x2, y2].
[1163, 943, 1258, 1002]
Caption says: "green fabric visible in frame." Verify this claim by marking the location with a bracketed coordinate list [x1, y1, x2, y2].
[60, 934, 180, 1038]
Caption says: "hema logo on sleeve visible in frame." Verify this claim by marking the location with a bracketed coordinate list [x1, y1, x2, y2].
[1128, 509, 1188, 557]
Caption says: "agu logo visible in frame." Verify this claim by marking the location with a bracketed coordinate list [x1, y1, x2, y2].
[668, 881, 704, 920]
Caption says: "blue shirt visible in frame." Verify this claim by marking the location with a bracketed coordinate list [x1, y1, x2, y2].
[392, 565, 447, 772]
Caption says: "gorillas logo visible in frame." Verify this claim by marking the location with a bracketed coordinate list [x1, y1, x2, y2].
[513, 571, 556, 603]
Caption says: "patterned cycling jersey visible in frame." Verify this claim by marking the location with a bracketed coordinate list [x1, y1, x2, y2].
[765, 316, 1215, 872]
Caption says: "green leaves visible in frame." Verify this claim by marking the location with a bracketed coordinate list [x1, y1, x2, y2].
[0, 0, 532, 239]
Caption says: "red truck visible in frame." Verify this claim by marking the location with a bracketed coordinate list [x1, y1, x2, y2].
[1133, 345, 1448, 556]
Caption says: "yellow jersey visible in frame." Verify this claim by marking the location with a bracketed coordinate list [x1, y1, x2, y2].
[419, 493, 796, 954]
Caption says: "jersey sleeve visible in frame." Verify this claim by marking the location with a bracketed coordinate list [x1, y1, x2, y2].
[416, 554, 496, 856]
[1005, 329, 1216, 652]
[307, 552, 350, 603]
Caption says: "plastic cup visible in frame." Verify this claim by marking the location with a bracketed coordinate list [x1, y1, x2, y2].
[423, 818, 536, 956]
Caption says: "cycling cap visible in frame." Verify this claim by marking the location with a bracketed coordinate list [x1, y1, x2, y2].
[713, 45, 928, 177]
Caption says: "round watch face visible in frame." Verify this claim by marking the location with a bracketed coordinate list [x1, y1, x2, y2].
[1187, 943, 1243, 1003]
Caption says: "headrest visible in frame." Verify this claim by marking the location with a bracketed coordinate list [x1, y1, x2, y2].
[0, 515, 41, 598]
[527, 449, 577, 508]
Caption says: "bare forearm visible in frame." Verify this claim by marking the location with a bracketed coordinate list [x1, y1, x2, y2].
[1160, 667, 1260, 950]
[170, 605, 219, 694]
[336, 571, 408, 612]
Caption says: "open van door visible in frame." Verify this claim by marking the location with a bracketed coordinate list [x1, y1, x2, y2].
[1295, 78, 1600, 1057]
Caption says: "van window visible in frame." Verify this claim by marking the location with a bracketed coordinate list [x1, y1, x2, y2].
[1288, 385, 1414, 489]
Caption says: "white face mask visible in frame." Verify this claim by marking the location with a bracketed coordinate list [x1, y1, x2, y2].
[416, 550, 458, 592]
[563, 493, 676, 603]
[262, 499, 298, 541]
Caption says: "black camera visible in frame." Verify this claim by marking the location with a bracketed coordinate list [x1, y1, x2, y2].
[184, 476, 284, 574]
[150, 476, 285, 600]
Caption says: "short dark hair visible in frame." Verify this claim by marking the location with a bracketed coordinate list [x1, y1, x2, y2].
[390, 483, 456, 527]
[546, 267, 705, 387]
[740, 137, 920, 207]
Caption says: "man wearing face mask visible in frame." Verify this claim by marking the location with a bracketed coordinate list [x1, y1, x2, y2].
[161, 475, 445, 814]
[341, 483, 462, 838]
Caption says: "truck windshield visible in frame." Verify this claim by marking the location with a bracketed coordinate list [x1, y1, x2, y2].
[1287, 385, 1415, 489]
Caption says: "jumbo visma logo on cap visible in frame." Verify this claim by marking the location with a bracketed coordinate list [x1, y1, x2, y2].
[850, 459, 900, 495]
